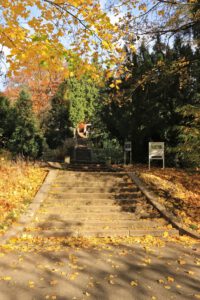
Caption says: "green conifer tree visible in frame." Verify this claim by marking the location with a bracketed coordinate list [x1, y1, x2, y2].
[44, 83, 72, 149]
[0, 95, 15, 148]
[8, 90, 43, 158]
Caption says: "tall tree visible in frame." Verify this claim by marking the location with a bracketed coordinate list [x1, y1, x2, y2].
[8, 90, 44, 158]
[44, 83, 72, 149]
[68, 76, 99, 128]
[102, 35, 199, 166]
[0, 95, 15, 148]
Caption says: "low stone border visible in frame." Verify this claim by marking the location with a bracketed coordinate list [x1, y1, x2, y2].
[128, 172, 200, 240]
[0, 170, 58, 245]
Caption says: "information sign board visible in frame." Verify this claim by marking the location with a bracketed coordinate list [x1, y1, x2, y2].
[149, 142, 165, 169]
[124, 141, 132, 152]
[124, 141, 132, 164]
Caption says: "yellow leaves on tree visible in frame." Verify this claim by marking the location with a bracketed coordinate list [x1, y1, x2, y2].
[0, 0, 124, 81]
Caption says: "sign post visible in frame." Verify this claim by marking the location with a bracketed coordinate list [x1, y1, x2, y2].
[124, 141, 132, 165]
[149, 142, 165, 170]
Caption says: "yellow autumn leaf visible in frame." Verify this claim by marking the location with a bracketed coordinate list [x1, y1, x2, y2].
[109, 83, 115, 88]
[116, 79, 122, 84]
[158, 279, 164, 284]
[28, 280, 35, 288]
[187, 270, 194, 275]
[83, 292, 90, 297]
[130, 45, 135, 51]
[2, 276, 12, 281]
[158, 10, 165, 16]
[69, 272, 79, 280]
[164, 285, 171, 289]
[178, 259, 186, 265]
[50, 280, 57, 285]
[163, 231, 169, 238]
[130, 280, 138, 287]
[143, 258, 151, 264]
[167, 276, 174, 283]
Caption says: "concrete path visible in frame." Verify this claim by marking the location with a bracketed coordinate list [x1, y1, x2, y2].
[0, 238, 199, 300]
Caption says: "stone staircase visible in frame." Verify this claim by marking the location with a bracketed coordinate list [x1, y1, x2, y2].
[28, 170, 178, 238]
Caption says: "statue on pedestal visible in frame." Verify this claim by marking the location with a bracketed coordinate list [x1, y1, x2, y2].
[76, 122, 91, 139]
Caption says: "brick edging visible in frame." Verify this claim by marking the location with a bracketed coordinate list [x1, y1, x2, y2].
[0, 170, 58, 245]
[128, 172, 200, 240]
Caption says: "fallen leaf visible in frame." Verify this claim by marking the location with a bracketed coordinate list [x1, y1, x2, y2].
[108, 279, 115, 285]
[163, 232, 169, 238]
[83, 292, 90, 297]
[178, 259, 186, 265]
[130, 280, 138, 287]
[167, 276, 174, 283]
[2, 276, 12, 281]
[158, 279, 164, 284]
[164, 285, 171, 289]
[28, 280, 35, 288]
[187, 270, 194, 275]
[143, 258, 151, 264]
[50, 280, 57, 286]
[69, 272, 79, 281]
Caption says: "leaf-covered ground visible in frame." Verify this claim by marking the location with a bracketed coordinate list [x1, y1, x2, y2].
[0, 158, 47, 235]
[0, 161, 199, 299]
[121, 165, 200, 234]
[0, 234, 199, 300]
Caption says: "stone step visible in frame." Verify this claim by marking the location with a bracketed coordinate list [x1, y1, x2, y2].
[57, 172, 128, 179]
[38, 204, 156, 214]
[48, 192, 142, 200]
[52, 182, 135, 188]
[31, 228, 178, 238]
[34, 212, 143, 221]
[56, 174, 130, 179]
[64, 165, 112, 172]
[42, 198, 145, 206]
[54, 181, 132, 187]
[31, 219, 168, 230]
[49, 187, 140, 193]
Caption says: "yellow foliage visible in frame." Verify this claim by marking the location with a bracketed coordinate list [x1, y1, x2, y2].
[135, 167, 200, 233]
[0, 0, 124, 80]
[0, 159, 46, 235]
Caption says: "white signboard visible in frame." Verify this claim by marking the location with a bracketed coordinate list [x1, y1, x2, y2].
[149, 142, 165, 169]
[124, 141, 132, 152]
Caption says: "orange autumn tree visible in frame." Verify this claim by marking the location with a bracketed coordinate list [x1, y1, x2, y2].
[3, 50, 105, 112]
[4, 67, 65, 113]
